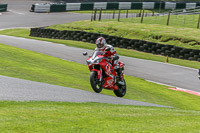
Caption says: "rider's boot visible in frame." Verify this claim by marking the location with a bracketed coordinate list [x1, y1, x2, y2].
[115, 68, 125, 85]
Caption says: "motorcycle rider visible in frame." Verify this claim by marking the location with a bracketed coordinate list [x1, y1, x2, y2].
[95, 37, 124, 85]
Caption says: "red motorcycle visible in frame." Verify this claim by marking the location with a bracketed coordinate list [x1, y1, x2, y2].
[83, 50, 126, 97]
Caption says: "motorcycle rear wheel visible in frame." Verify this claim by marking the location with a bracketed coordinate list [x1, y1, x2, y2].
[114, 79, 126, 97]
[90, 71, 103, 93]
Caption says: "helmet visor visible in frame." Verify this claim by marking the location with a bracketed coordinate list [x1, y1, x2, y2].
[97, 43, 103, 48]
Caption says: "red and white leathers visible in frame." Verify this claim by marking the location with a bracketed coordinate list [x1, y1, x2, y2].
[95, 44, 119, 70]
[95, 37, 124, 84]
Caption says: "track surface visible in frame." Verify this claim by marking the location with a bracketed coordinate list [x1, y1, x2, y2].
[0, 0, 199, 107]
[0, 0, 150, 29]
[0, 35, 199, 92]
[0, 75, 170, 107]
[0, 0, 91, 29]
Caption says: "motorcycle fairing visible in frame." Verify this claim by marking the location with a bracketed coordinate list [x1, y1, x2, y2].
[103, 77, 118, 90]
[101, 62, 117, 77]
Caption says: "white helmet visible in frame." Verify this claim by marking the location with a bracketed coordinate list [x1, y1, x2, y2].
[96, 37, 106, 50]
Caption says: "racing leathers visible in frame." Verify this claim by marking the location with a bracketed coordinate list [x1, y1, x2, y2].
[95, 44, 122, 83]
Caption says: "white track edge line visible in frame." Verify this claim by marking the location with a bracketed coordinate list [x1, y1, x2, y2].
[146, 79, 200, 94]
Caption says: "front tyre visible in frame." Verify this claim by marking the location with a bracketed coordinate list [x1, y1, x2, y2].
[114, 79, 126, 97]
[90, 71, 103, 93]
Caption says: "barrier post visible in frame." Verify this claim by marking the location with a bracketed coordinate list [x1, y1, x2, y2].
[126, 10, 128, 18]
[197, 14, 200, 29]
[167, 11, 171, 26]
[113, 9, 115, 19]
[91, 10, 93, 21]
[118, 9, 121, 22]
[139, 10, 142, 17]
[99, 8, 102, 21]
[152, 10, 154, 16]
[141, 9, 144, 23]
[94, 8, 97, 21]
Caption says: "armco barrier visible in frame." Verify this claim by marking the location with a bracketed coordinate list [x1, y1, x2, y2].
[80, 3, 93, 10]
[186, 3, 196, 9]
[31, 2, 200, 12]
[66, 3, 81, 11]
[0, 4, 7, 12]
[50, 4, 66, 12]
[93, 2, 107, 10]
[30, 28, 200, 62]
[119, 2, 131, 10]
[34, 3, 50, 13]
[131, 2, 142, 9]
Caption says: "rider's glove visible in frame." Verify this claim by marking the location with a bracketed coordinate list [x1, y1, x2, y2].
[113, 55, 119, 60]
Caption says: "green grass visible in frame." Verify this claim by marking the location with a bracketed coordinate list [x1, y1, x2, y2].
[119, 14, 200, 29]
[0, 28, 199, 69]
[1, 42, 200, 110]
[70, 10, 200, 29]
[0, 13, 200, 132]
[0, 101, 200, 133]
[46, 17, 200, 50]
[0, 42, 90, 90]
[0, 31, 200, 132]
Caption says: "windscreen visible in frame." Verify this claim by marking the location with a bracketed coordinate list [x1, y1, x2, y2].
[92, 51, 103, 59]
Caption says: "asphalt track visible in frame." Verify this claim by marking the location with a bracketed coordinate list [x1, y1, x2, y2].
[0, 0, 170, 107]
[0, 35, 171, 108]
[0, 75, 170, 107]
[0, 0, 199, 107]
[0, 0, 91, 29]
[0, 35, 199, 93]
[0, 0, 152, 29]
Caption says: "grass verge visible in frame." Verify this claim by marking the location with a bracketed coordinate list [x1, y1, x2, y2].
[0, 43, 200, 110]
[0, 101, 200, 133]
[46, 18, 200, 50]
[0, 29, 199, 69]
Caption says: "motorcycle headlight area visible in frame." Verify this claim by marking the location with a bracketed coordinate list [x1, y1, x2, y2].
[92, 57, 103, 64]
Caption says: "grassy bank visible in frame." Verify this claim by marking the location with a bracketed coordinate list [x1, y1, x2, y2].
[0, 29, 199, 69]
[119, 14, 200, 29]
[0, 101, 200, 133]
[0, 43, 200, 110]
[0, 30, 200, 132]
[47, 18, 200, 50]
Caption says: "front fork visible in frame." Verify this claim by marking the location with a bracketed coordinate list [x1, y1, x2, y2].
[91, 68, 103, 82]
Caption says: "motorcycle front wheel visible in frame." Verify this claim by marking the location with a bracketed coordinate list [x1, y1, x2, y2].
[90, 71, 103, 93]
[114, 79, 126, 97]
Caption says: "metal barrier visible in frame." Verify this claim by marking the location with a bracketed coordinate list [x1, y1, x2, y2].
[0, 4, 7, 12]
[34, 3, 50, 13]
[31, 2, 200, 13]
